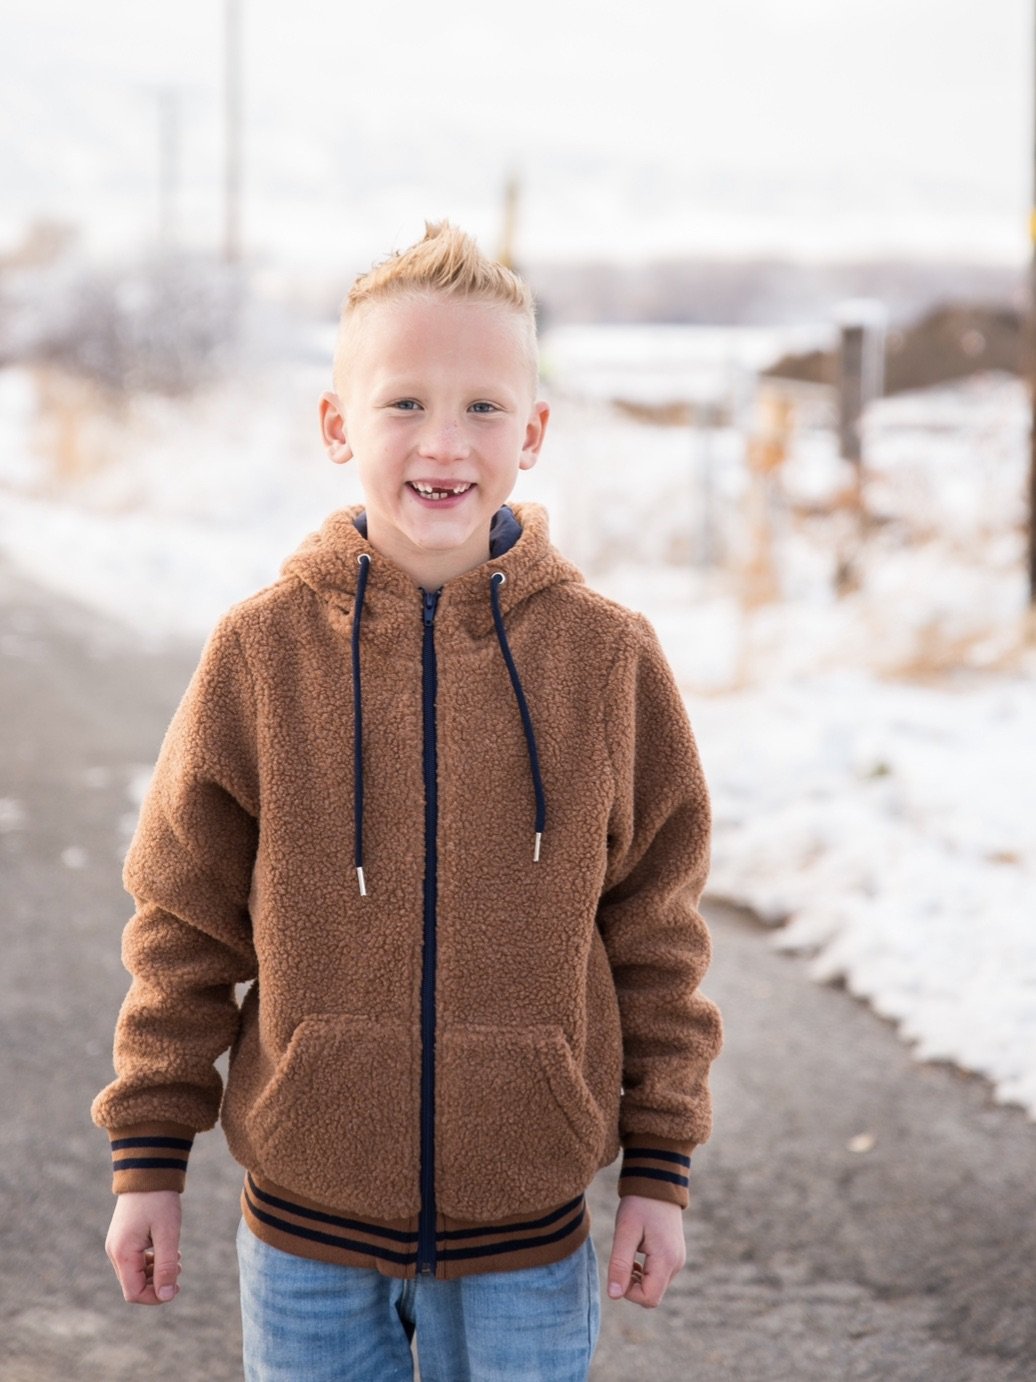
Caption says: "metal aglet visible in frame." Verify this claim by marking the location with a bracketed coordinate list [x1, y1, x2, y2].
[533, 832, 542, 863]
[357, 866, 367, 897]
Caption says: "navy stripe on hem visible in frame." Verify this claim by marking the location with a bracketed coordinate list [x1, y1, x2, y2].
[244, 1187, 417, 1267]
[112, 1157, 190, 1172]
[111, 1136, 193, 1152]
[619, 1166, 689, 1187]
[622, 1148, 691, 1168]
[437, 1195, 584, 1242]
[438, 1206, 586, 1263]
[246, 1174, 417, 1246]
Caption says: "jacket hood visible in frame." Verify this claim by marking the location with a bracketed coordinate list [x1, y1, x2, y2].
[280, 501, 585, 634]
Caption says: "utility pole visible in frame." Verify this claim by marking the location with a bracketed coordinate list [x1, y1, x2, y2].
[223, 0, 242, 264]
[836, 298, 886, 490]
[834, 299, 886, 594]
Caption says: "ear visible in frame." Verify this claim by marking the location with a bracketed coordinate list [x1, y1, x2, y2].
[518, 400, 550, 472]
[319, 391, 353, 465]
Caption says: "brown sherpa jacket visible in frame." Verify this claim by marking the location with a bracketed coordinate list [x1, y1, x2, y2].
[92, 500, 722, 1280]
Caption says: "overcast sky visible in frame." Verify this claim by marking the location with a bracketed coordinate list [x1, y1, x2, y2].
[1, 0, 1031, 270]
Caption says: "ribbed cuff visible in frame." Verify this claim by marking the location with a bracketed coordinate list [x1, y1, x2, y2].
[617, 1134, 694, 1208]
[107, 1123, 196, 1194]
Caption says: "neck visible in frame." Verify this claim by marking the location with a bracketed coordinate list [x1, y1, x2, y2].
[364, 519, 492, 592]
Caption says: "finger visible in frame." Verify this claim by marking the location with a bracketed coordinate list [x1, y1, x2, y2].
[607, 1221, 644, 1300]
[624, 1255, 673, 1309]
[110, 1243, 149, 1303]
[624, 1272, 658, 1308]
[150, 1218, 182, 1304]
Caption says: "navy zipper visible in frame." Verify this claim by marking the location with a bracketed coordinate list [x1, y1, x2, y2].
[417, 586, 441, 1275]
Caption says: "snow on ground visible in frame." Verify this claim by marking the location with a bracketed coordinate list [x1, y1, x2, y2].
[0, 363, 361, 643]
[1, 333, 1034, 1117]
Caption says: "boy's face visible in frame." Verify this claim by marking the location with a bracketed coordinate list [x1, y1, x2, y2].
[320, 294, 549, 587]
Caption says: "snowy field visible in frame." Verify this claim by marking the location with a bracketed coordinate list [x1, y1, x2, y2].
[1, 331, 1034, 1118]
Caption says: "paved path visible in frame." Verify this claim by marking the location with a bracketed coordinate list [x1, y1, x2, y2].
[2, 557, 1034, 1381]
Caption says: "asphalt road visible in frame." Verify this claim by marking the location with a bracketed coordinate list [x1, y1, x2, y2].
[2, 556, 1034, 1381]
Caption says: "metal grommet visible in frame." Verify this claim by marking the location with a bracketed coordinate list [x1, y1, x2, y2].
[357, 553, 370, 567]
[491, 570, 506, 587]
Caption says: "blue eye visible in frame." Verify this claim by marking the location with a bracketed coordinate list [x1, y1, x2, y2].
[470, 401, 497, 413]
[394, 399, 421, 411]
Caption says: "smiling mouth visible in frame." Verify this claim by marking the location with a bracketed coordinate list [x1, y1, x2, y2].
[407, 481, 475, 501]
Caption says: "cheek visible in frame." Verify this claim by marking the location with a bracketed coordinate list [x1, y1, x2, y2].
[359, 439, 400, 473]
[488, 426, 524, 460]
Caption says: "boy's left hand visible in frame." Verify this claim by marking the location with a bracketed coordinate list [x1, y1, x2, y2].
[606, 1194, 687, 1308]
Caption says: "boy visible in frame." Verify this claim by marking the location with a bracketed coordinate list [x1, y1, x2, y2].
[94, 222, 722, 1380]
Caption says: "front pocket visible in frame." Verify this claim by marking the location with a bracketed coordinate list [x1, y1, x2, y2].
[247, 1015, 420, 1218]
[435, 1024, 606, 1220]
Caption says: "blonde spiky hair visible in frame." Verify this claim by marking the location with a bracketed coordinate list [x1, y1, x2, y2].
[332, 220, 539, 395]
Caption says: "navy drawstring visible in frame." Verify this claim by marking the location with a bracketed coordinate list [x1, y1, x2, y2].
[352, 553, 371, 896]
[489, 571, 546, 862]
[349, 560, 546, 894]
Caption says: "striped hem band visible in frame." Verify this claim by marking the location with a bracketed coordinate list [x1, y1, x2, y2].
[618, 1146, 691, 1201]
[110, 1131, 194, 1193]
[240, 1171, 591, 1280]
[112, 1133, 193, 1177]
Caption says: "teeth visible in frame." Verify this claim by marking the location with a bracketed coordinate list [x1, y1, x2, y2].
[412, 482, 472, 498]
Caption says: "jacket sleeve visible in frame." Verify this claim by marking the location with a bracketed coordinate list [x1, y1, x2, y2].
[90, 614, 260, 1194]
[597, 612, 722, 1209]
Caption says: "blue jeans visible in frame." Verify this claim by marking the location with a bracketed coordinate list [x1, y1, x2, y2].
[236, 1216, 601, 1381]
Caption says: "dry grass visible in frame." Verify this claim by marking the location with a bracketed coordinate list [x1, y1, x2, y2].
[28, 365, 129, 491]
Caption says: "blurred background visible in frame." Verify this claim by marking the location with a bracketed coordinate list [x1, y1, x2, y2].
[2, 1, 1035, 1376]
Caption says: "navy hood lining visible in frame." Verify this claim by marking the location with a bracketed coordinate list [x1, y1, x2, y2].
[350, 505, 523, 568]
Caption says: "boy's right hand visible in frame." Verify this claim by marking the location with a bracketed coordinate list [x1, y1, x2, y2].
[105, 1190, 183, 1305]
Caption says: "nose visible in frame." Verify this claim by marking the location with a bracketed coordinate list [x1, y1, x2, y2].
[416, 414, 471, 462]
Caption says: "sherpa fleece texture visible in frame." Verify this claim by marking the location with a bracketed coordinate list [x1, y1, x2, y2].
[92, 500, 722, 1274]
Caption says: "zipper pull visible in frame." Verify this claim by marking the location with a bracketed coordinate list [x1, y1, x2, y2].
[422, 588, 441, 625]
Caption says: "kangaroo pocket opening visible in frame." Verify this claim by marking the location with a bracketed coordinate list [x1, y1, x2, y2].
[247, 1015, 420, 1219]
[436, 1023, 606, 1221]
